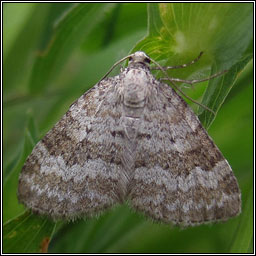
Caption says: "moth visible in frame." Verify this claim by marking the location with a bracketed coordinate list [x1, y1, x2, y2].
[18, 51, 241, 226]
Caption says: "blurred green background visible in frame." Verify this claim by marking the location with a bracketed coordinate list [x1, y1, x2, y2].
[3, 3, 253, 253]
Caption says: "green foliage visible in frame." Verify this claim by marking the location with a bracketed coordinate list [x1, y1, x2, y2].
[3, 211, 55, 253]
[229, 184, 253, 253]
[3, 3, 253, 253]
[133, 3, 253, 128]
[3, 113, 38, 222]
[28, 3, 117, 94]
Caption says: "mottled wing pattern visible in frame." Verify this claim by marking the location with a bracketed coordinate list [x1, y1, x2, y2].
[129, 81, 241, 226]
[18, 51, 241, 226]
[18, 77, 127, 220]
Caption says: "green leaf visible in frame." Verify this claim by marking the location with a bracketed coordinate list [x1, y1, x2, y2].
[133, 3, 253, 128]
[3, 211, 56, 253]
[81, 4, 122, 52]
[199, 53, 253, 127]
[29, 3, 116, 94]
[3, 3, 37, 60]
[49, 204, 145, 253]
[3, 4, 50, 93]
[229, 184, 253, 253]
[3, 113, 38, 222]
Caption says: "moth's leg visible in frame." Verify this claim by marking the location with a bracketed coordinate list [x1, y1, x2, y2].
[151, 51, 204, 70]
[148, 54, 217, 115]
[160, 70, 228, 85]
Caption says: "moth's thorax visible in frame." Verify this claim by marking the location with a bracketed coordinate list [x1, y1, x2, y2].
[121, 67, 151, 109]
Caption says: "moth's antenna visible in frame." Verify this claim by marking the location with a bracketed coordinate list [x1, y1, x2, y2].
[100, 54, 133, 82]
[150, 58, 217, 115]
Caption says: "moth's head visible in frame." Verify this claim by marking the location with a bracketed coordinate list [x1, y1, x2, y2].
[128, 51, 151, 68]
